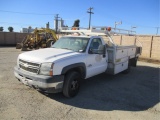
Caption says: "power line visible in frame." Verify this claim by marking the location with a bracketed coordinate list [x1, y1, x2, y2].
[0, 10, 157, 28]
[95, 9, 158, 28]
[108, 14, 157, 28]
[63, 14, 88, 21]
[0, 10, 55, 15]
[0, 21, 42, 26]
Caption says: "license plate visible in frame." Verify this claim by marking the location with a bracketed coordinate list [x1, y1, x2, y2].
[21, 77, 26, 81]
[21, 77, 28, 85]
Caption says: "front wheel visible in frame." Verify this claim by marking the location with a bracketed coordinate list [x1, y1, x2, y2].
[63, 72, 80, 98]
[46, 40, 55, 47]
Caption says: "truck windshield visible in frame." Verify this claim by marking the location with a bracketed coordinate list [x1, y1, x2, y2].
[52, 37, 89, 52]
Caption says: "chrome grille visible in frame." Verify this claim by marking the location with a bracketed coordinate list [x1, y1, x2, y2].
[19, 59, 40, 73]
[19, 59, 39, 67]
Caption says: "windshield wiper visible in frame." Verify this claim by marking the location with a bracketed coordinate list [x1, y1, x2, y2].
[61, 48, 72, 50]
[78, 50, 84, 52]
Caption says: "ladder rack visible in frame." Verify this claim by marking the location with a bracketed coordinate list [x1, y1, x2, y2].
[60, 26, 136, 36]
[59, 26, 142, 48]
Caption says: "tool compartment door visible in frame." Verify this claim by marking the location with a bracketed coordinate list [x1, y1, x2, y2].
[128, 47, 136, 57]
[114, 61, 128, 74]
[116, 49, 128, 59]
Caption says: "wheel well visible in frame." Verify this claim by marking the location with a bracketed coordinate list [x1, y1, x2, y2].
[61, 63, 86, 79]
[65, 67, 85, 79]
[129, 57, 138, 67]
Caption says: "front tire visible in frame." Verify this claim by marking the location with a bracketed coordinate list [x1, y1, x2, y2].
[63, 72, 80, 98]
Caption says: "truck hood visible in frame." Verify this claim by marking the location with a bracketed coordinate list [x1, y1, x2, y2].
[19, 48, 82, 63]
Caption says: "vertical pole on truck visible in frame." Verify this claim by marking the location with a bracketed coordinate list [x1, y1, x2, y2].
[87, 7, 94, 30]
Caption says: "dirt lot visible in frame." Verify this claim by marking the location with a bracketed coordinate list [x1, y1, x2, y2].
[0, 47, 159, 120]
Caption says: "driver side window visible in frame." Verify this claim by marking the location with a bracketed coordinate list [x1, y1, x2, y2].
[90, 38, 102, 50]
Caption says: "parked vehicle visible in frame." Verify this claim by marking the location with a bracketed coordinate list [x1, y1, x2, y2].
[14, 26, 142, 97]
[16, 28, 58, 51]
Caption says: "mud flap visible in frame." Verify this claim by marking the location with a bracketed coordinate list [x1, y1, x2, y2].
[129, 57, 138, 67]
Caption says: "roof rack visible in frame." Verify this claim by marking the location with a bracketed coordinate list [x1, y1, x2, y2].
[60, 26, 136, 36]
[59, 26, 141, 47]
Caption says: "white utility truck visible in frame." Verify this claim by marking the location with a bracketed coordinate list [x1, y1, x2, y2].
[14, 26, 142, 97]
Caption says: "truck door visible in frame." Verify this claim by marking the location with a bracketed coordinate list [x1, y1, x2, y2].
[86, 38, 108, 78]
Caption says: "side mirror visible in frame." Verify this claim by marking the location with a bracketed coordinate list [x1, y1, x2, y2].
[88, 45, 106, 55]
[97, 45, 106, 55]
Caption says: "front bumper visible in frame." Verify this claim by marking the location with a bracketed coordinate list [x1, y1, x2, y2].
[14, 66, 64, 93]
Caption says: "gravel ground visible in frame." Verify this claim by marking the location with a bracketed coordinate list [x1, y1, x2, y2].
[0, 47, 159, 120]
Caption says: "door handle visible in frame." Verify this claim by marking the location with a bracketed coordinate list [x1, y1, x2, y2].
[88, 64, 92, 67]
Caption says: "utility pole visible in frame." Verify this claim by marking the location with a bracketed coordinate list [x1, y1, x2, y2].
[54, 14, 60, 33]
[87, 7, 94, 30]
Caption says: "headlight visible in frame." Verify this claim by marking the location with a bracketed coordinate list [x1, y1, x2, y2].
[39, 63, 53, 76]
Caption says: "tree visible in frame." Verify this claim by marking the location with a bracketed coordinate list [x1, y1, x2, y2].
[72, 19, 80, 27]
[8, 26, 13, 32]
[72, 19, 80, 30]
[0, 27, 3, 31]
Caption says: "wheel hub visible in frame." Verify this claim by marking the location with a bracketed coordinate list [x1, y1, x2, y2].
[71, 80, 78, 90]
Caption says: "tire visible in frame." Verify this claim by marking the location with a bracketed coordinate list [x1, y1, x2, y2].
[21, 47, 28, 51]
[63, 72, 80, 98]
[46, 40, 55, 47]
[16, 43, 22, 49]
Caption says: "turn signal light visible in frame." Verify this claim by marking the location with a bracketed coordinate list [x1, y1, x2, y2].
[107, 27, 111, 31]
[50, 70, 53, 76]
